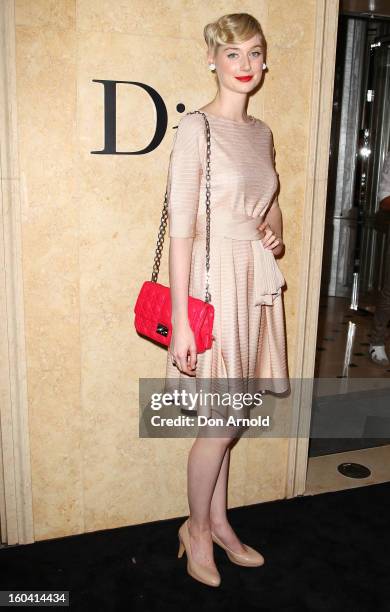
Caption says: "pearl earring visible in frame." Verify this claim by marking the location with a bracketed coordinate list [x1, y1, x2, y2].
[208, 63, 216, 71]
[263, 62, 267, 69]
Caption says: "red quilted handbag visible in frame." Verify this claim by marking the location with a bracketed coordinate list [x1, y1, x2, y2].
[133, 110, 215, 354]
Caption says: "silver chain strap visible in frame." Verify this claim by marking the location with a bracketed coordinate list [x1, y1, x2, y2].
[151, 110, 212, 303]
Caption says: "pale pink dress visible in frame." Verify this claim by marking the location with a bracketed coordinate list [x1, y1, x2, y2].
[163, 111, 289, 421]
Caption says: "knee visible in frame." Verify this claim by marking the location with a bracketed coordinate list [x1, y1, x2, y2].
[200, 434, 236, 449]
[214, 430, 243, 447]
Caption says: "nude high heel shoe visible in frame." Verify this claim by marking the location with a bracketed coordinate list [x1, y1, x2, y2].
[211, 531, 265, 567]
[178, 519, 221, 587]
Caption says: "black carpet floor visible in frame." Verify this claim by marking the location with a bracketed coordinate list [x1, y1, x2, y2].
[1, 481, 390, 612]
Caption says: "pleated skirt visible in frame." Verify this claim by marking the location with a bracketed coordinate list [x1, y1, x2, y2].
[164, 236, 289, 421]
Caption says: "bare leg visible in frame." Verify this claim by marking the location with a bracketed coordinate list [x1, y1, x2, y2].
[187, 435, 233, 568]
[209, 444, 247, 554]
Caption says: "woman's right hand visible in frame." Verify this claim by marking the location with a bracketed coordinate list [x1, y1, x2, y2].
[169, 321, 197, 376]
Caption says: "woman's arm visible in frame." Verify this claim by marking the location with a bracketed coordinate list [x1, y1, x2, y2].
[166, 114, 205, 375]
[169, 237, 193, 326]
[258, 132, 284, 256]
[259, 198, 284, 257]
[262, 199, 284, 255]
[169, 237, 197, 375]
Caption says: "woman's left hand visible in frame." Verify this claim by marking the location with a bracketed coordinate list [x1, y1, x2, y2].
[258, 222, 284, 256]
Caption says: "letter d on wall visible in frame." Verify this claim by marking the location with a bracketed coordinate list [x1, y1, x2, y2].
[91, 80, 168, 155]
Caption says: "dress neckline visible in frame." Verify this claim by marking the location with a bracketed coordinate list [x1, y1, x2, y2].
[197, 109, 256, 126]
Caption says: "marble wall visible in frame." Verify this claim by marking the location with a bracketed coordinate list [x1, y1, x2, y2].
[13, 0, 316, 540]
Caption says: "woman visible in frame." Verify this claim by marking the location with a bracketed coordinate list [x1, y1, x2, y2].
[164, 13, 289, 587]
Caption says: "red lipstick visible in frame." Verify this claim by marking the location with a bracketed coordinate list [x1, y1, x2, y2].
[235, 76, 253, 82]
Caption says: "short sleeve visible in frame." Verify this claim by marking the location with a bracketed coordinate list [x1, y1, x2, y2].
[166, 114, 205, 238]
[378, 151, 390, 203]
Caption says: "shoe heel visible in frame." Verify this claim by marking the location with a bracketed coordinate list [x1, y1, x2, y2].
[178, 519, 221, 586]
[178, 536, 185, 558]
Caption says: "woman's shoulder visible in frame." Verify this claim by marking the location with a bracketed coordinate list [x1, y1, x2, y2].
[172, 113, 207, 152]
[172, 113, 206, 146]
[170, 113, 206, 160]
[176, 112, 206, 133]
[252, 116, 273, 134]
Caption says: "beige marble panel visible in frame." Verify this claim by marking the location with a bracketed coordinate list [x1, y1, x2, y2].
[76, 0, 266, 38]
[15, 21, 82, 540]
[27, 365, 84, 539]
[268, 0, 316, 50]
[15, 0, 75, 29]
[244, 438, 290, 504]
[266, 1, 317, 376]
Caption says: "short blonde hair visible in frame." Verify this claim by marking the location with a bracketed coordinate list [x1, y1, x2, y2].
[204, 13, 266, 55]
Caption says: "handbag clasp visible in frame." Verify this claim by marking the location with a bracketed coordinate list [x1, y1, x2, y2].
[156, 323, 169, 337]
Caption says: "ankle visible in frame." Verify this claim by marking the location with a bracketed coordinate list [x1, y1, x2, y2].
[210, 516, 228, 530]
[188, 516, 211, 536]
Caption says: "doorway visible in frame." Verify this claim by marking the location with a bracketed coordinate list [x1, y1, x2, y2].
[306, 1, 390, 495]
